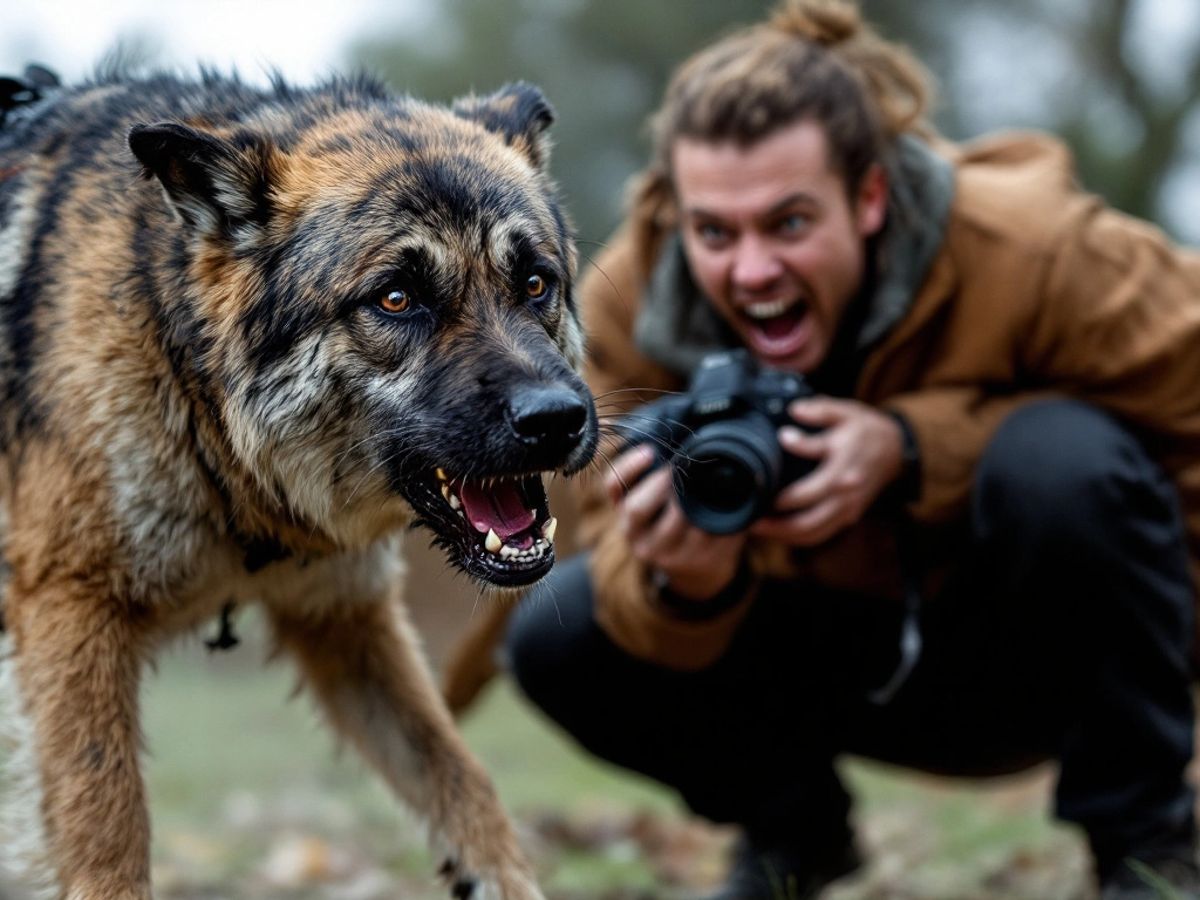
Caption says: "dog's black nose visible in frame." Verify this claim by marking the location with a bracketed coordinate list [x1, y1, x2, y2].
[507, 386, 587, 452]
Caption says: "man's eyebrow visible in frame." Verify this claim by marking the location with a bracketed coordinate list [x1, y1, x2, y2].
[763, 192, 821, 217]
[682, 191, 822, 221]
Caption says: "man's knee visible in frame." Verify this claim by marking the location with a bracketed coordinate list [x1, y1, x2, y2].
[974, 399, 1180, 547]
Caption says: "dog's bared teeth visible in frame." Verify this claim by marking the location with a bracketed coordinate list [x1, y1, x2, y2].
[436, 467, 448, 482]
[542, 517, 558, 543]
[441, 483, 452, 502]
[448, 492, 461, 510]
[485, 529, 502, 553]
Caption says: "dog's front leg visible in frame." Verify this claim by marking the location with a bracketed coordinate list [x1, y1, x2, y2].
[6, 587, 151, 900]
[269, 600, 542, 900]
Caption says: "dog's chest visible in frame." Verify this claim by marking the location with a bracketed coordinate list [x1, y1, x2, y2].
[150, 533, 405, 637]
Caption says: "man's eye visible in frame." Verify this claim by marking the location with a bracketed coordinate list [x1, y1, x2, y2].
[698, 223, 730, 244]
[777, 213, 810, 235]
[378, 289, 412, 315]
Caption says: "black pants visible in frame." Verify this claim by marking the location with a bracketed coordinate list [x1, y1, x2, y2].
[506, 400, 1197, 877]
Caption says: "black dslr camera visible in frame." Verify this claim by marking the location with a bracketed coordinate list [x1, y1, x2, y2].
[621, 349, 817, 535]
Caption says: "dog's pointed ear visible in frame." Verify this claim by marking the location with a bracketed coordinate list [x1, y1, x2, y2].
[453, 82, 555, 170]
[128, 122, 275, 241]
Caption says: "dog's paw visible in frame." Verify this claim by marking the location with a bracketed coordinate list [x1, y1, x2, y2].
[438, 858, 477, 899]
[438, 857, 544, 900]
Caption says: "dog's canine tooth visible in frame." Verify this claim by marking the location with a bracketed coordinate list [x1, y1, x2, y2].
[542, 517, 558, 543]
[436, 467, 448, 482]
[485, 529, 502, 553]
[448, 493, 461, 511]
[441, 484, 452, 502]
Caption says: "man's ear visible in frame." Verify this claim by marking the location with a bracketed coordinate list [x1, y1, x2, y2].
[128, 122, 275, 241]
[452, 81, 555, 170]
[855, 162, 888, 238]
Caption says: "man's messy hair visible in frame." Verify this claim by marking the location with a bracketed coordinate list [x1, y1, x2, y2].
[631, 0, 934, 254]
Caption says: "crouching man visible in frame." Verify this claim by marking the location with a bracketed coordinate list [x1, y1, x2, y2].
[506, 1, 1200, 898]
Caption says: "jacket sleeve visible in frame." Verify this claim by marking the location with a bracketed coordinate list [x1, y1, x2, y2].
[573, 226, 760, 670]
[889, 192, 1200, 527]
[1031, 203, 1200, 430]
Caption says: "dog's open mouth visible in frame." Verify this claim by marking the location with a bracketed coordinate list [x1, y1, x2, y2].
[418, 467, 557, 587]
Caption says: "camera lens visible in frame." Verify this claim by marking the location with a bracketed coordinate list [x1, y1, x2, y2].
[672, 414, 782, 534]
[686, 458, 757, 513]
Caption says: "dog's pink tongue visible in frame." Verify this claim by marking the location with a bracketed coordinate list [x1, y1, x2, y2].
[460, 481, 535, 541]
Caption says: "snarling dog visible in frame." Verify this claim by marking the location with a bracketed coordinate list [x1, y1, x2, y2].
[0, 66, 596, 899]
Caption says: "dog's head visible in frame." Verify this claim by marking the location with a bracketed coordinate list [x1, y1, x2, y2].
[128, 80, 597, 587]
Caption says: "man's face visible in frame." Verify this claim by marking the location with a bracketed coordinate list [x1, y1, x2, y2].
[672, 119, 887, 373]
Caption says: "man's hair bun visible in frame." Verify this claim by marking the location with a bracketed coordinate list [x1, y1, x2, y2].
[770, 0, 862, 48]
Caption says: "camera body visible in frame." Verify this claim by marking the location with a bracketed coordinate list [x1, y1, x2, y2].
[621, 349, 817, 534]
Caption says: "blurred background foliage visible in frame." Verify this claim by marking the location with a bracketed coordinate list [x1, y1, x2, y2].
[350, 0, 1200, 249]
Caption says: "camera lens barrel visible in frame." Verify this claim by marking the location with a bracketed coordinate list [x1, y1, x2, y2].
[672, 414, 783, 534]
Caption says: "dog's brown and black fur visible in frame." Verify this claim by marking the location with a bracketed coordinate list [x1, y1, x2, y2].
[0, 66, 596, 899]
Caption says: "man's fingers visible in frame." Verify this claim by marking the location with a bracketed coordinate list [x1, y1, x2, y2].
[771, 461, 836, 513]
[778, 425, 827, 459]
[633, 497, 689, 561]
[620, 466, 673, 534]
[605, 444, 657, 502]
[787, 397, 847, 428]
[750, 498, 847, 547]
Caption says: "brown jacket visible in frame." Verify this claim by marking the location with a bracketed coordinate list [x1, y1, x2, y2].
[577, 132, 1200, 671]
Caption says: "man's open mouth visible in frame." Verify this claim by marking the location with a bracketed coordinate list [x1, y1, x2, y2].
[740, 297, 813, 358]
[414, 467, 558, 587]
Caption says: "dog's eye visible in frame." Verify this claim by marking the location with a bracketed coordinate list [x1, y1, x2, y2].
[378, 289, 411, 315]
[525, 274, 549, 300]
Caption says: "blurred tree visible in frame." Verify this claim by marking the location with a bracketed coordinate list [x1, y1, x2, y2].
[352, 0, 764, 250]
[871, 0, 1200, 237]
[349, 0, 1199, 245]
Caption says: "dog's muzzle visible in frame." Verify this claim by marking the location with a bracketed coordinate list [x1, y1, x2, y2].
[402, 378, 597, 588]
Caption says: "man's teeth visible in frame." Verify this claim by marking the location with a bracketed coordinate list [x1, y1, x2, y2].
[744, 299, 795, 320]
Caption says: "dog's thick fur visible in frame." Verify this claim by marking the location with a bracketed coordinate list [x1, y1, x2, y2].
[0, 67, 596, 899]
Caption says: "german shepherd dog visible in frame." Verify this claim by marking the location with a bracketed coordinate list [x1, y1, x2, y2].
[0, 65, 596, 899]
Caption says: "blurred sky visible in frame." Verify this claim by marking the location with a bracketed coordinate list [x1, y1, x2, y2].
[2, 0, 428, 85]
[3, 0, 1198, 243]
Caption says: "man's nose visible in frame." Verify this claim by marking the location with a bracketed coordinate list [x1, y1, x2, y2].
[730, 237, 784, 291]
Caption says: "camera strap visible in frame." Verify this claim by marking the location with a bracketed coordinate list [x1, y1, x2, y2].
[866, 527, 923, 706]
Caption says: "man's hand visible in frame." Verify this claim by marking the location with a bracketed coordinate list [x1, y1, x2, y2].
[606, 444, 747, 602]
[750, 397, 904, 547]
